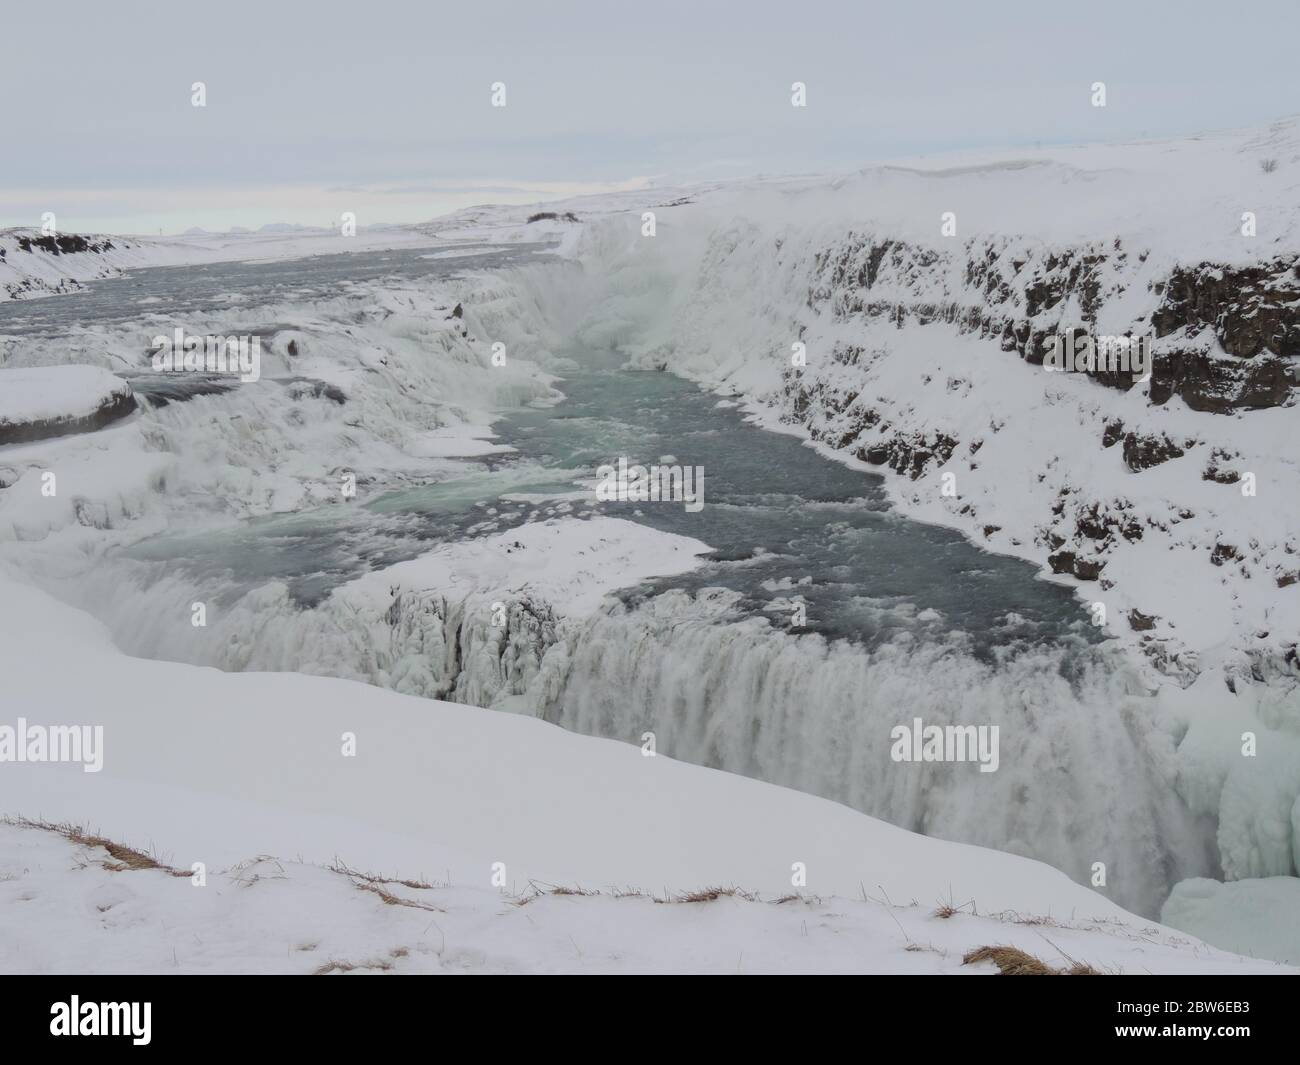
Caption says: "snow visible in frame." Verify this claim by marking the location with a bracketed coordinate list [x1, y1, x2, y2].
[406, 423, 517, 458]
[340, 516, 711, 617]
[1161, 876, 1300, 966]
[0, 571, 1287, 974]
[4, 820, 1287, 975]
[0, 365, 131, 427]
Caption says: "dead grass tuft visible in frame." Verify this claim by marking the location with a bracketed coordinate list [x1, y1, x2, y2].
[312, 957, 395, 975]
[542, 883, 600, 897]
[932, 889, 975, 919]
[328, 859, 436, 891]
[327, 858, 445, 911]
[674, 885, 758, 904]
[228, 856, 288, 887]
[962, 945, 1102, 975]
[355, 882, 444, 912]
[5, 816, 188, 876]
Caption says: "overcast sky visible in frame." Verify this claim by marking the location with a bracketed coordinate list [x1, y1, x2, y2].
[5, 0, 1299, 234]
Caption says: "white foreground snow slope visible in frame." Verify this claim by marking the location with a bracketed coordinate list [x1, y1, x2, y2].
[0, 571, 1289, 974]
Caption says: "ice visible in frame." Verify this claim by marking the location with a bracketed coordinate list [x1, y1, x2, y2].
[1162, 876, 1300, 966]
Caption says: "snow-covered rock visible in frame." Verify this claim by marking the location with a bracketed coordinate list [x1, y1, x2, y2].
[0, 365, 136, 444]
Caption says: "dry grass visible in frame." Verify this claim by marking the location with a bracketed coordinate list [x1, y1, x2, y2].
[932, 889, 976, 919]
[515, 882, 773, 907]
[312, 957, 395, 975]
[327, 858, 445, 912]
[328, 859, 436, 891]
[228, 856, 289, 887]
[355, 881, 444, 913]
[675, 885, 758, 904]
[962, 945, 1101, 975]
[540, 883, 600, 897]
[4, 816, 189, 876]
[513, 881, 604, 906]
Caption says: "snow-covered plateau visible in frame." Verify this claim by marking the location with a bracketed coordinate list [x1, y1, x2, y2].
[2, 118, 1299, 972]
